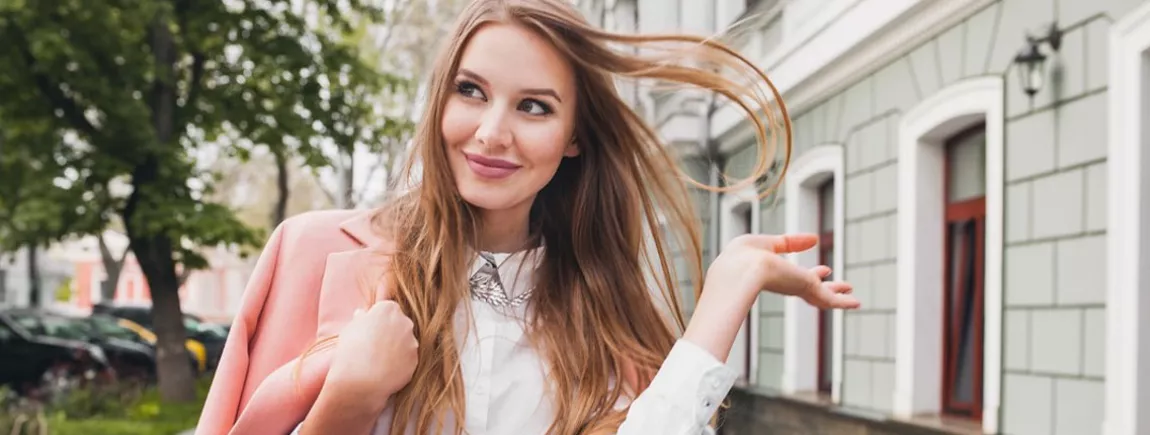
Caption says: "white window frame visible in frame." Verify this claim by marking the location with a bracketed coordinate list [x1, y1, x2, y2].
[719, 187, 762, 384]
[1106, 5, 1150, 434]
[893, 76, 1004, 434]
[781, 144, 846, 403]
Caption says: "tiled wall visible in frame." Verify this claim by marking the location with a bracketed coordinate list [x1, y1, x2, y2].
[669, 0, 1150, 433]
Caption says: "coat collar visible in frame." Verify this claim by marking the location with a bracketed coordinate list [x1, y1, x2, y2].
[337, 208, 385, 247]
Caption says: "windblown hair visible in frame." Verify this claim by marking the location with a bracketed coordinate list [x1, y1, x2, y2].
[305, 1, 791, 434]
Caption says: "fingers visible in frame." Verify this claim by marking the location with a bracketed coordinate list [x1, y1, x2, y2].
[737, 233, 819, 253]
[825, 293, 861, 309]
[810, 282, 859, 309]
[825, 281, 852, 294]
[812, 265, 832, 279]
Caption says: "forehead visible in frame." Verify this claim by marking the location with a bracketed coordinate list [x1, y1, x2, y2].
[457, 23, 575, 97]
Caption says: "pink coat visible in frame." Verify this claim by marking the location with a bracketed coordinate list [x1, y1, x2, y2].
[194, 208, 647, 434]
[195, 209, 390, 435]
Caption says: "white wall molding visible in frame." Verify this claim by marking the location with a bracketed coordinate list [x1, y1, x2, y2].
[893, 76, 1004, 434]
[1105, 5, 1150, 434]
[711, 0, 995, 151]
[719, 187, 762, 384]
[781, 144, 846, 404]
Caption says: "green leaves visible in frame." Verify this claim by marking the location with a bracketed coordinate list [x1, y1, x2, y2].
[0, 0, 400, 257]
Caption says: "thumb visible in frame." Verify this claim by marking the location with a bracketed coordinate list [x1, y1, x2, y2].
[738, 233, 819, 253]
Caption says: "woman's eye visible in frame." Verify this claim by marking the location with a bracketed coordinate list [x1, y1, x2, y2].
[455, 81, 486, 100]
[518, 99, 553, 116]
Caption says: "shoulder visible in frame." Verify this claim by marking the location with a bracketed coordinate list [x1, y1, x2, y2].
[271, 208, 379, 258]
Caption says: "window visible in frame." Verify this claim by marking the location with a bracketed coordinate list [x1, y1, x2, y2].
[941, 124, 986, 419]
[740, 205, 759, 377]
[816, 179, 835, 394]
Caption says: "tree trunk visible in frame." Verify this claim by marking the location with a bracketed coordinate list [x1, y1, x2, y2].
[272, 149, 290, 227]
[129, 231, 196, 403]
[121, 13, 195, 403]
[26, 246, 41, 307]
[97, 235, 125, 301]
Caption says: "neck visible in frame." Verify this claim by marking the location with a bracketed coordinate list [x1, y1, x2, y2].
[476, 199, 534, 253]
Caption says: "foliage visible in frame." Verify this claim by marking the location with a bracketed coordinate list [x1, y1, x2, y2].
[0, 0, 403, 400]
[0, 377, 212, 435]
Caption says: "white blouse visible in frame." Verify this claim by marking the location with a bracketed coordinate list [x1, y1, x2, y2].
[293, 249, 736, 435]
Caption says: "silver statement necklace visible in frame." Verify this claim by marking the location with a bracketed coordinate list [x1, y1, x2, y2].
[469, 251, 534, 308]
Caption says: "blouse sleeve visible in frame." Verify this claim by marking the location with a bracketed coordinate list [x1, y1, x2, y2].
[615, 339, 739, 435]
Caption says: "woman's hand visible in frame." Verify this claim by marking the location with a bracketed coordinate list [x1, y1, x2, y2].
[301, 300, 419, 435]
[682, 233, 859, 363]
[327, 300, 420, 404]
[708, 233, 858, 309]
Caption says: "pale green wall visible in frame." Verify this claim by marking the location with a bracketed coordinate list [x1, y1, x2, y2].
[670, 0, 1149, 432]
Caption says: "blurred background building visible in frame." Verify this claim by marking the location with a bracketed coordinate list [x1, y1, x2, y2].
[4, 0, 1150, 433]
[577, 0, 1147, 435]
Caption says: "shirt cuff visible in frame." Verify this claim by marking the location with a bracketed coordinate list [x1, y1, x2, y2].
[644, 339, 739, 425]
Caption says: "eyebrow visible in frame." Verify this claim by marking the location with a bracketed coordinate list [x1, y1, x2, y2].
[458, 68, 564, 103]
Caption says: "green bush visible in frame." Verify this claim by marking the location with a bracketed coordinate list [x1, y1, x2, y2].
[1, 377, 212, 435]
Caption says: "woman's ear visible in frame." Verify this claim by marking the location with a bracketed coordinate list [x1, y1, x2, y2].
[564, 136, 581, 157]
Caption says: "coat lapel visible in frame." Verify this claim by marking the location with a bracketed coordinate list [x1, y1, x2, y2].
[230, 210, 395, 434]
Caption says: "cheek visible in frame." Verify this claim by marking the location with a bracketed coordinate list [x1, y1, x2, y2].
[517, 124, 574, 168]
[441, 99, 475, 148]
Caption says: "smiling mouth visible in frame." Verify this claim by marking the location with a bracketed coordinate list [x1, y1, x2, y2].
[464, 152, 521, 179]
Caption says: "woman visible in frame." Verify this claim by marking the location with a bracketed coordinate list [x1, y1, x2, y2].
[196, 0, 860, 434]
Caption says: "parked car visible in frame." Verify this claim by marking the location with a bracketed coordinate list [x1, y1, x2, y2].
[3, 309, 156, 381]
[92, 303, 225, 371]
[110, 315, 208, 374]
[0, 310, 110, 397]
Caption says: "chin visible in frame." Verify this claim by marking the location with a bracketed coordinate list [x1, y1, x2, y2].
[457, 184, 528, 212]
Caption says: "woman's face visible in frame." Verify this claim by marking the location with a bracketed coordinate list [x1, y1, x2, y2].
[441, 22, 579, 214]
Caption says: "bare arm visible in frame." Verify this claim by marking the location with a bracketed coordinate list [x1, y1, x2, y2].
[297, 378, 389, 435]
[615, 234, 858, 435]
[684, 233, 857, 362]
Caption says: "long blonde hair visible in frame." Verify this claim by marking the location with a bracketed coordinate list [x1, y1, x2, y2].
[307, 1, 790, 433]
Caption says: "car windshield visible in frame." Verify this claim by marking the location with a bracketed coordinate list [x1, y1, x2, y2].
[87, 315, 140, 341]
[9, 313, 93, 341]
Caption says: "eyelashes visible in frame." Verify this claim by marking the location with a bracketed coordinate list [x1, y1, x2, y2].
[453, 80, 554, 116]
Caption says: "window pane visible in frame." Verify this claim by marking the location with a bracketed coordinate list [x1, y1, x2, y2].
[821, 247, 835, 280]
[947, 127, 986, 203]
[819, 310, 834, 392]
[946, 219, 982, 411]
[819, 180, 834, 232]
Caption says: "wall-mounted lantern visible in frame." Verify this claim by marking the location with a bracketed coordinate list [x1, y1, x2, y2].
[1013, 22, 1063, 97]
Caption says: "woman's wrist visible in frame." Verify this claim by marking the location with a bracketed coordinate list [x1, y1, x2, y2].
[681, 274, 760, 363]
[301, 376, 389, 435]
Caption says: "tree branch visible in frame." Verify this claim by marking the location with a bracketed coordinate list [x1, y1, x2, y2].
[8, 25, 100, 137]
[181, 53, 205, 125]
[178, 267, 192, 287]
[319, 180, 338, 207]
[354, 147, 388, 206]
[174, 0, 205, 129]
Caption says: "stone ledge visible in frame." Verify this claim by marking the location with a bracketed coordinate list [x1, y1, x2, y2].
[716, 387, 982, 435]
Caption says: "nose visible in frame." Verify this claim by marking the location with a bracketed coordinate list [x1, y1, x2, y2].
[474, 107, 513, 149]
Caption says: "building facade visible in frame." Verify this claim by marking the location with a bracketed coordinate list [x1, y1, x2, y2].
[0, 230, 252, 323]
[578, 0, 1150, 434]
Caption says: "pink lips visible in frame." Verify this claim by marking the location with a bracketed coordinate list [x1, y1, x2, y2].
[464, 152, 521, 179]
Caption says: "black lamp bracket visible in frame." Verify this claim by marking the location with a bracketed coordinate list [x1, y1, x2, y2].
[1026, 22, 1063, 52]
